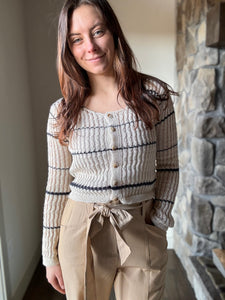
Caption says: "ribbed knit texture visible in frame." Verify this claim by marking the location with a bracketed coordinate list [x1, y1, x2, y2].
[42, 96, 179, 266]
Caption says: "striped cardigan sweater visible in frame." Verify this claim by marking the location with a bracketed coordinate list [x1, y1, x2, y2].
[42, 95, 179, 266]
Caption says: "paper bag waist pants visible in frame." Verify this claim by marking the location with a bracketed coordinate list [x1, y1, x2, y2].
[58, 198, 168, 300]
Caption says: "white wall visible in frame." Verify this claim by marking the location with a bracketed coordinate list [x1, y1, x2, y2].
[109, 0, 176, 87]
[0, 1, 40, 299]
[24, 0, 64, 199]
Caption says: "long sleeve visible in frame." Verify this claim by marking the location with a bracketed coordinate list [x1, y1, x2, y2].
[150, 96, 179, 231]
[42, 100, 73, 266]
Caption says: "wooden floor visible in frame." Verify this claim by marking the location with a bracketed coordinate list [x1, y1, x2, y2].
[23, 250, 196, 300]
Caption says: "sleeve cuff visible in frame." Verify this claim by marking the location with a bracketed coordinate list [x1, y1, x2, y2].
[42, 256, 59, 267]
[150, 217, 168, 232]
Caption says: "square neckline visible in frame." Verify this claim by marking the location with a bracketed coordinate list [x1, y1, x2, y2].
[81, 105, 128, 115]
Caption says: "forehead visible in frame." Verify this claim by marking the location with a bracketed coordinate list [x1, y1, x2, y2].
[69, 4, 104, 33]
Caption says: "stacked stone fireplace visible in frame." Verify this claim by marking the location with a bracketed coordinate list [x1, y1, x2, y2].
[174, 0, 225, 299]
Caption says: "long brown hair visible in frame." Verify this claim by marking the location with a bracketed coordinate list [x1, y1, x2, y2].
[56, 0, 177, 145]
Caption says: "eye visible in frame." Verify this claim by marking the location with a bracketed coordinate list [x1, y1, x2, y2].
[71, 37, 82, 44]
[93, 29, 104, 37]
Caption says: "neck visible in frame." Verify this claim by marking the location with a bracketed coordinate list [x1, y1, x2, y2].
[88, 73, 118, 97]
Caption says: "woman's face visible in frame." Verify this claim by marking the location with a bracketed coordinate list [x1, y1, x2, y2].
[68, 4, 115, 78]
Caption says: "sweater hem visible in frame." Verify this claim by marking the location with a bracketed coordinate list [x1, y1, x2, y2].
[68, 191, 155, 205]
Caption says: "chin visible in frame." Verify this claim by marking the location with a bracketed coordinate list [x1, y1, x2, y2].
[87, 67, 112, 77]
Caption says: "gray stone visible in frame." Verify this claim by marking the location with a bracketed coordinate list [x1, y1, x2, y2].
[174, 215, 183, 235]
[175, 91, 186, 122]
[218, 67, 225, 89]
[185, 230, 193, 246]
[187, 189, 193, 205]
[177, 7, 186, 34]
[215, 165, 225, 185]
[207, 0, 218, 7]
[213, 207, 225, 232]
[177, 123, 187, 149]
[176, 33, 186, 71]
[191, 137, 214, 176]
[194, 176, 225, 195]
[179, 150, 191, 169]
[196, 67, 215, 87]
[216, 140, 225, 165]
[221, 51, 225, 67]
[181, 169, 195, 190]
[210, 196, 225, 207]
[209, 232, 219, 241]
[197, 21, 206, 45]
[177, 71, 183, 91]
[184, 0, 205, 25]
[194, 115, 225, 138]
[193, 44, 218, 69]
[175, 182, 183, 198]
[180, 66, 198, 94]
[191, 195, 213, 234]
[192, 234, 221, 257]
[187, 55, 195, 70]
[186, 27, 198, 55]
[189, 68, 216, 112]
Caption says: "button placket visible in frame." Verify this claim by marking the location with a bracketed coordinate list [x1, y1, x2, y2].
[104, 112, 121, 202]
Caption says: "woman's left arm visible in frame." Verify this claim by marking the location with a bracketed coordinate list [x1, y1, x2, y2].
[150, 96, 179, 231]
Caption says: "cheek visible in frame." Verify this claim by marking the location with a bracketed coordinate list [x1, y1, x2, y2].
[71, 47, 83, 62]
[104, 37, 115, 55]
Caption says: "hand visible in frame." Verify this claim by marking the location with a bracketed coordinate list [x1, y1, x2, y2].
[46, 264, 66, 295]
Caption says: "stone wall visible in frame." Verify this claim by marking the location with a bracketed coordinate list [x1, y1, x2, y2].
[174, 0, 225, 290]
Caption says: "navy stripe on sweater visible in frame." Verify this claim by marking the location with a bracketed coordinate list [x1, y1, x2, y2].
[43, 225, 60, 229]
[155, 110, 174, 126]
[71, 141, 156, 156]
[157, 143, 177, 153]
[156, 168, 179, 172]
[154, 198, 174, 204]
[46, 191, 70, 196]
[70, 179, 156, 191]
[48, 166, 70, 171]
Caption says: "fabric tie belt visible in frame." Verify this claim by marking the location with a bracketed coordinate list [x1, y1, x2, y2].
[84, 201, 143, 300]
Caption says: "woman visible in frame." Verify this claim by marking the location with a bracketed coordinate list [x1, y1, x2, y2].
[42, 0, 179, 299]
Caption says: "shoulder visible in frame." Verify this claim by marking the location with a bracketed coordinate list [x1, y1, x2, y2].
[143, 75, 176, 115]
[140, 73, 171, 103]
[48, 97, 64, 118]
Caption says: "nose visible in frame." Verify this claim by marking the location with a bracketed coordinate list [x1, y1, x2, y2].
[86, 37, 97, 53]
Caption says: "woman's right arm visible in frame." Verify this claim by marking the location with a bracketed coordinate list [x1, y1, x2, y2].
[42, 99, 73, 267]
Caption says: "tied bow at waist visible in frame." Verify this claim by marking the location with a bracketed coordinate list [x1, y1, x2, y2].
[84, 201, 143, 300]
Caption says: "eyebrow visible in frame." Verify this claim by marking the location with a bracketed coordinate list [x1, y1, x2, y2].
[68, 22, 104, 38]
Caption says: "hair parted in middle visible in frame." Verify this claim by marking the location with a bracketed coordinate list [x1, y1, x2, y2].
[56, 0, 177, 145]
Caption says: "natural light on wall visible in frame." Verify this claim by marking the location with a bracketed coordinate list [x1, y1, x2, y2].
[108, 0, 176, 87]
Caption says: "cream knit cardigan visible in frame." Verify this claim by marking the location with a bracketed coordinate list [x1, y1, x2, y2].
[42, 95, 179, 266]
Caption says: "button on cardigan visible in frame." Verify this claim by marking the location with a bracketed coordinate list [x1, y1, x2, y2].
[42, 95, 179, 266]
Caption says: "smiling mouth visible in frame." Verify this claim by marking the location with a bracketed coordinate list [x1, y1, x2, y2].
[86, 54, 106, 62]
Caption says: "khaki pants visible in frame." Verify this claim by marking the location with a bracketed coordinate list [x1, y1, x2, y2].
[58, 199, 168, 300]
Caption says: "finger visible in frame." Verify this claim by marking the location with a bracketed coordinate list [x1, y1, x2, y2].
[50, 277, 66, 295]
[56, 272, 65, 290]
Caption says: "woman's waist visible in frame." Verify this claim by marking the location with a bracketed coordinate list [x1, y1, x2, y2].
[68, 188, 155, 205]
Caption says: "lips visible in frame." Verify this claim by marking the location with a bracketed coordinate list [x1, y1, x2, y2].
[86, 54, 106, 61]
